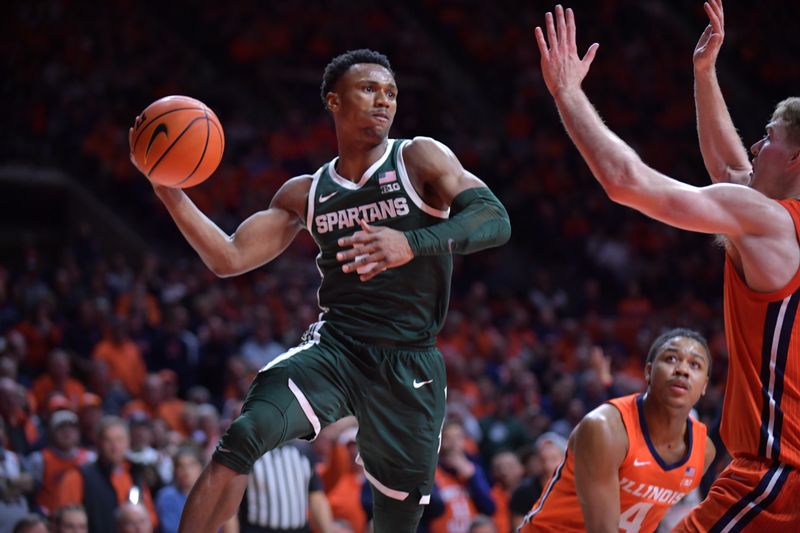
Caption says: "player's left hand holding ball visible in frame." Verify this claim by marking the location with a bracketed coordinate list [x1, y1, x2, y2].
[337, 220, 414, 281]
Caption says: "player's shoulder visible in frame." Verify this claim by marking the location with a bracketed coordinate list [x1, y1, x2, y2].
[572, 403, 628, 456]
[402, 136, 457, 161]
[270, 174, 314, 215]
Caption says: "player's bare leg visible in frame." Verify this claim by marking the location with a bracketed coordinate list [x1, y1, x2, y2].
[179, 461, 248, 533]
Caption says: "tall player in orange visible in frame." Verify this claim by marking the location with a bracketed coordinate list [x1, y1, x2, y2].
[519, 329, 715, 532]
[534, 4, 800, 530]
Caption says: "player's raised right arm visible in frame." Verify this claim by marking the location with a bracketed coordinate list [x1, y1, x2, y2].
[153, 177, 309, 277]
[693, 0, 752, 184]
[572, 407, 628, 533]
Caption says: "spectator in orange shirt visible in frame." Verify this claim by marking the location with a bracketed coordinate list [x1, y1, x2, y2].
[56, 416, 157, 533]
[77, 393, 103, 449]
[318, 423, 367, 533]
[26, 410, 95, 516]
[92, 318, 146, 398]
[116, 279, 161, 329]
[153, 370, 186, 436]
[31, 350, 85, 415]
[122, 374, 163, 420]
[489, 451, 524, 533]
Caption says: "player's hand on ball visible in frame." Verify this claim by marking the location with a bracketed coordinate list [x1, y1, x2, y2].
[337, 220, 414, 281]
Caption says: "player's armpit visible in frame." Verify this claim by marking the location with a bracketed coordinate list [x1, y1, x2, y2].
[573, 407, 627, 533]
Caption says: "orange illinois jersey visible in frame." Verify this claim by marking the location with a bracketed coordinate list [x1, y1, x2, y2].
[429, 466, 478, 533]
[722, 198, 800, 467]
[519, 394, 706, 533]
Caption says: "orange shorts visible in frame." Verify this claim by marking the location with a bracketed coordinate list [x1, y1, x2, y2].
[673, 456, 799, 532]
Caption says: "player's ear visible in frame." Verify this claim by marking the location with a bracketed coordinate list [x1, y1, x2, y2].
[644, 362, 652, 385]
[326, 92, 340, 113]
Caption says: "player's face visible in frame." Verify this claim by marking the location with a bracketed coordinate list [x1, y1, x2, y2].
[645, 336, 709, 409]
[328, 63, 397, 142]
[749, 119, 800, 196]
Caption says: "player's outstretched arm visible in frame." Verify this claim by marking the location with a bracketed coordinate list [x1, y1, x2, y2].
[693, 0, 752, 184]
[336, 136, 510, 281]
[572, 405, 627, 533]
[535, 7, 786, 238]
[153, 177, 308, 277]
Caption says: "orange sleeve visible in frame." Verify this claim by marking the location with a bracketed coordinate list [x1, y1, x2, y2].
[56, 467, 83, 508]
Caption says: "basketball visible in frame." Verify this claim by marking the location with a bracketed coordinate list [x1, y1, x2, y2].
[129, 95, 224, 188]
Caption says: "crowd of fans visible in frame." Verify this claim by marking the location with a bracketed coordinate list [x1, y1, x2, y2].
[4, 0, 800, 532]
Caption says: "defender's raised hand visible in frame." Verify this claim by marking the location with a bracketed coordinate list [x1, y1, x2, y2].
[693, 0, 725, 73]
[534, 5, 599, 98]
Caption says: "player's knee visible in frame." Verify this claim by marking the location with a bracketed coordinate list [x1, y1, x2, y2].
[213, 401, 286, 473]
[371, 488, 424, 533]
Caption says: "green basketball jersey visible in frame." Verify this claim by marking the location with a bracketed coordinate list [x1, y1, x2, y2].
[305, 138, 452, 347]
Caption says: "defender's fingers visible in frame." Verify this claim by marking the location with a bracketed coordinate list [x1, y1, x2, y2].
[545, 11, 558, 50]
[566, 8, 577, 53]
[555, 5, 567, 51]
[582, 42, 599, 67]
[534, 26, 550, 58]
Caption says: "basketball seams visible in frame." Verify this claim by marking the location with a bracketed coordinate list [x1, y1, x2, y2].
[176, 107, 213, 187]
[146, 115, 208, 178]
[132, 106, 205, 150]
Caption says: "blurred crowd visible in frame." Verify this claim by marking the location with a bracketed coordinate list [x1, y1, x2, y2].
[4, 0, 800, 532]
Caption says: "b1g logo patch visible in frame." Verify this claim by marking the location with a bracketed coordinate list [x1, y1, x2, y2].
[381, 182, 400, 194]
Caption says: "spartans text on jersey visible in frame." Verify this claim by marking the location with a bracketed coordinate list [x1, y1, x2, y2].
[315, 197, 410, 234]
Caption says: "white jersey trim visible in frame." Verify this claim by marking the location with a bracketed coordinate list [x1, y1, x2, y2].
[356, 454, 410, 501]
[328, 139, 395, 190]
[397, 138, 450, 219]
[305, 167, 325, 231]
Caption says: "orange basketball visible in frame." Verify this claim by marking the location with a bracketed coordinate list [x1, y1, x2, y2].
[129, 95, 224, 188]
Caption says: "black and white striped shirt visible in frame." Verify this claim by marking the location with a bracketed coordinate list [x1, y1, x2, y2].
[240, 442, 322, 532]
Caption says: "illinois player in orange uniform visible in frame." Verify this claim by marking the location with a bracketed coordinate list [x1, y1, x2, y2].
[534, 4, 800, 530]
[519, 329, 715, 532]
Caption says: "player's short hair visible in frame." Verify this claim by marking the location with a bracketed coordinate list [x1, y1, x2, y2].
[772, 97, 800, 146]
[320, 49, 394, 110]
[645, 328, 711, 375]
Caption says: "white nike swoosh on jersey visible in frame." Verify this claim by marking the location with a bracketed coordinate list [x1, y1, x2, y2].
[319, 191, 338, 203]
[413, 379, 434, 389]
[633, 459, 651, 467]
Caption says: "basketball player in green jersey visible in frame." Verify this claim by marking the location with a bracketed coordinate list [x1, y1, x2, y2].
[131, 49, 510, 533]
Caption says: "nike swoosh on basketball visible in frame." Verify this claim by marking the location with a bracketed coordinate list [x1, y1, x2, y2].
[413, 379, 434, 389]
[319, 191, 338, 203]
[145, 123, 168, 164]
[633, 459, 651, 467]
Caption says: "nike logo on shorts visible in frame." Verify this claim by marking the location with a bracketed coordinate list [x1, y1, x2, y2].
[413, 379, 434, 389]
[319, 191, 338, 203]
[633, 459, 651, 467]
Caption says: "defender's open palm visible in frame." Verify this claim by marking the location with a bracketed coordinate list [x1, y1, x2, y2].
[693, 0, 725, 72]
[535, 5, 599, 97]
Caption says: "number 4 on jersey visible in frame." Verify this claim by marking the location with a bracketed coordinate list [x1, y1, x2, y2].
[619, 502, 653, 533]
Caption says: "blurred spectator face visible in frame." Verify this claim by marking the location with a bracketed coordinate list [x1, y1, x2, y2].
[99, 422, 130, 466]
[491, 451, 524, 489]
[48, 349, 71, 381]
[129, 419, 154, 451]
[15, 522, 48, 533]
[142, 375, 163, 406]
[537, 441, 566, 480]
[440, 422, 465, 456]
[174, 451, 203, 493]
[52, 413, 81, 451]
[0, 355, 17, 379]
[116, 503, 152, 533]
[57, 507, 89, 533]
[0, 377, 18, 416]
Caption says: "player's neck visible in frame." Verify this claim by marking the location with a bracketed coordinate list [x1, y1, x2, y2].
[335, 138, 389, 182]
[641, 393, 690, 447]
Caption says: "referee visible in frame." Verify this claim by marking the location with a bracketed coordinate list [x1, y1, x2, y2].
[240, 442, 333, 533]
